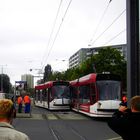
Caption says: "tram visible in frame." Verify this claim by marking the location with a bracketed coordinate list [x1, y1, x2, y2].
[70, 73, 123, 117]
[34, 80, 70, 110]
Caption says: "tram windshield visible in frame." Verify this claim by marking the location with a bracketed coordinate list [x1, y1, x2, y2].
[96, 80, 121, 100]
[52, 85, 70, 99]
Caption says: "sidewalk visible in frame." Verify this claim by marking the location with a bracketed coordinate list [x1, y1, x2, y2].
[15, 98, 34, 118]
[16, 104, 32, 118]
[16, 112, 31, 118]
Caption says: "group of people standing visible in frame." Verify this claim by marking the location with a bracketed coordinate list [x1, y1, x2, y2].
[17, 94, 31, 113]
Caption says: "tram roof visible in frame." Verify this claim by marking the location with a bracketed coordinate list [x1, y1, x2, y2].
[70, 73, 121, 86]
[35, 80, 69, 89]
[70, 73, 97, 86]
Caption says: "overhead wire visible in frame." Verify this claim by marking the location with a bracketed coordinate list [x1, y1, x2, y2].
[103, 11, 139, 47]
[89, 0, 111, 44]
[41, 0, 73, 71]
[90, 9, 126, 46]
[102, 28, 126, 46]
[41, 0, 125, 72]
[41, 0, 63, 69]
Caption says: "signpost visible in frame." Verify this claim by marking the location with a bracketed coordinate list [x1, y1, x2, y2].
[14, 80, 27, 102]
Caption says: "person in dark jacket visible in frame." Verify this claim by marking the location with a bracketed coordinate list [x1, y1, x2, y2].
[107, 95, 140, 140]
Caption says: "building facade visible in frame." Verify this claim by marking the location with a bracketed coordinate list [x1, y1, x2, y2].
[69, 44, 127, 69]
[21, 74, 34, 89]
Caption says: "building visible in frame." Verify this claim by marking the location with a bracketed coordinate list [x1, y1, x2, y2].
[69, 44, 127, 69]
[21, 74, 34, 89]
[69, 48, 91, 69]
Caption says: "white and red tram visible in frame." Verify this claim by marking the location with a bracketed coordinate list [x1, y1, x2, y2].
[70, 73, 123, 117]
[34, 81, 70, 110]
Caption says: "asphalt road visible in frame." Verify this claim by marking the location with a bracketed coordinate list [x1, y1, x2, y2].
[12, 106, 122, 140]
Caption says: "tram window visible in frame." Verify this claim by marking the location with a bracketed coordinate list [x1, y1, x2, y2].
[71, 87, 78, 99]
[35, 90, 38, 101]
[79, 85, 90, 103]
[40, 90, 43, 103]
[62, 86, 70, 98]
[42, 89, 47, 101]
[90, 83, 96, 104]
[52, 86, 59, 98]
[38, 90, 40, 100]
[42, 90, 45, 101]
[50, 88, 54, 101]
[46, 89, 49, 101]
[96, 81, 121, 100]
[52, 86, 70, 99]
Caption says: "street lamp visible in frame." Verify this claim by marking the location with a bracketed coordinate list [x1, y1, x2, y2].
[56, 59, 66, 62]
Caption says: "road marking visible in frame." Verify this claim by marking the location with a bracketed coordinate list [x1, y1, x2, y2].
[107, 137, 123, 140]
[48, 111, 89, 120]
[46, 114, 58, 120]
[16, 112, 89, 120]
[50, 128, 59, 140]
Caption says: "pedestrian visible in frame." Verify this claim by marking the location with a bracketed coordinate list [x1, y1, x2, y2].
[17, 95, 23, 113]
[120, 95, 127, 107]
[107, 95, 140, 140]
[23, 93, 31, 113]
[0, 99, 30, 140]
[10, 96, 16, 118]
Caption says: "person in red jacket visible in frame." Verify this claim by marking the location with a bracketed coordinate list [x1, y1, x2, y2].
[23, 93, 31, 113]
[17, 95, 23, 113]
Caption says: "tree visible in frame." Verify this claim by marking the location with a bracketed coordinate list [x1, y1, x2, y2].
[91, 47, 127, 90]
[48, 71, 61, 81]
[43, 64, 52, 82]
[0, 74, 12, 93]
[92, 47, 126, 73]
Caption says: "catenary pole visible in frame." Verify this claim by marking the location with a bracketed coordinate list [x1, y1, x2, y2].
[126, 0, 139, 103]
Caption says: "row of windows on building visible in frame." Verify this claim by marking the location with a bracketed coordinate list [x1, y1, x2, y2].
[69, 44, 127, 69]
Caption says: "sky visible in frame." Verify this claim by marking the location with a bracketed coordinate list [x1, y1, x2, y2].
[0, 0, 126, 85]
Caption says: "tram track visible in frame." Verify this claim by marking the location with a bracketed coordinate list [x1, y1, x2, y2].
[36, 108, 65, 140]
[43, 110, 88, 140]
[48, 122, 88, 140]
[30, 106, 87, 140]
[70, 126, 87, 140]
[40, 109, 88, 140]
[49, 127, 65, 140]
[14, 106, 121, 140]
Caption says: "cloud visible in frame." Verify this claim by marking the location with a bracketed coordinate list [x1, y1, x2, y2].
[0, 0, 126, 85]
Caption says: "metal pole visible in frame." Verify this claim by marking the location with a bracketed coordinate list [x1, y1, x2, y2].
[126, 0, 139, 101]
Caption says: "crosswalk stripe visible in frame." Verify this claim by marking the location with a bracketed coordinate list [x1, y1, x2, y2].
[16, 113, 91, 120]
[46, 114, 58, 120]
